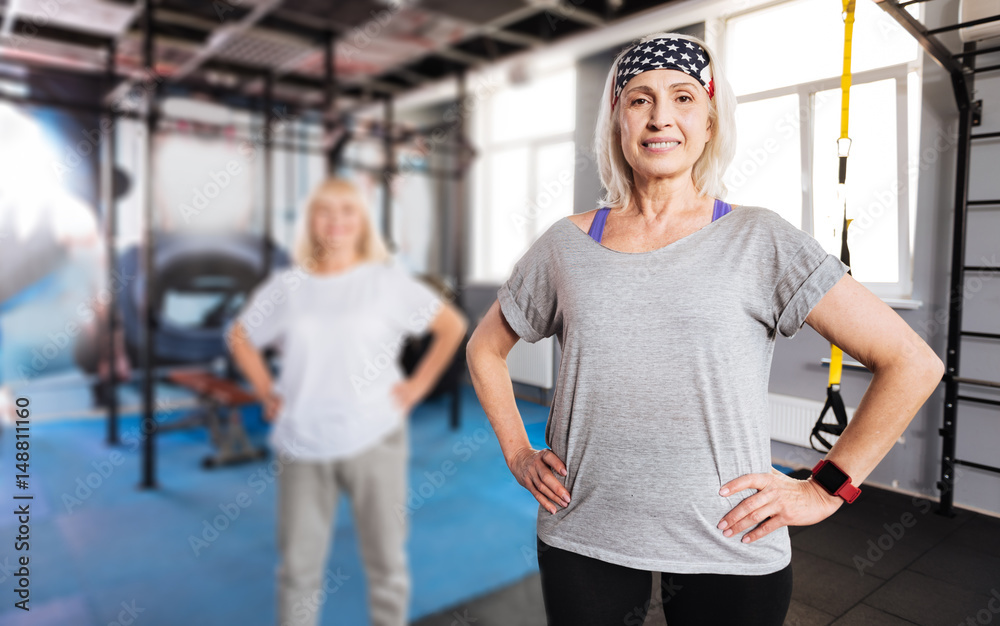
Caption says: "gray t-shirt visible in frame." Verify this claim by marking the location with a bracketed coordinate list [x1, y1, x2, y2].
[497, 205, 850, 575]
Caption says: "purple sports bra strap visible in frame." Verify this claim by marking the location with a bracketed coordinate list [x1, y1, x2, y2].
[588, 207, 611, 243]
[712, 198, 732, 221]
[589, 200, 731, 244]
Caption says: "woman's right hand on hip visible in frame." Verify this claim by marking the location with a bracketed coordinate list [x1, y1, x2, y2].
[262, 390, 283, 422]
[508, 448, 571, 514]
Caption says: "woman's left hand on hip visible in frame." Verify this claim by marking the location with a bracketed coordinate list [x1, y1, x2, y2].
[716, 471, 844, 543]
[392, 378, 428, 415]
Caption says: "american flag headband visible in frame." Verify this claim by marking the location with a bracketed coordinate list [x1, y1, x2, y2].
[610, 37, 715, 114]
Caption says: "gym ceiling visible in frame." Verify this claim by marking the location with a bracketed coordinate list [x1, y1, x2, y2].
[0, 0, 680, 113]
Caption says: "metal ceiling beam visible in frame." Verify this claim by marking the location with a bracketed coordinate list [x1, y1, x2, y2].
[482, 3, 557, 32]
[8, 0, 588, 120]
[363, 78, 406, 95]
[171, 0, 286, 81]
[393, 67, 430, 85]
[268, 8, 349, 38]
[24, 0, 551, 113]
[203, 7, 337, 105]
[103, 0, 287, 106]
[115, 9, 343, 112]
[148, 9, 219, 35]
[433, 46, 488, 69]
[546, 4, 607, 28]
[482, 28, 544, 48]
[0, 35, 108, 74]
[220, 2, 546, 115]
[341, 2, 549, 110]
[872, 0, 967, 79]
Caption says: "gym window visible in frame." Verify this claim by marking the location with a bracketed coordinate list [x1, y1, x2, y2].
[721, 0, 922, 300]
[114, 100, 327, 255]
[470, 65, 577, 284]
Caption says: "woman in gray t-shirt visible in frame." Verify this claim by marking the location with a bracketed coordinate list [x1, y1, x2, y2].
[466, 32, 944, 626]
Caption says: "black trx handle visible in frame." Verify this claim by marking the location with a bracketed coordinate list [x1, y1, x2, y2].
[811, 384, 849, 452]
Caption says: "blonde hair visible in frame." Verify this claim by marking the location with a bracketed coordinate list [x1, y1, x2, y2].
[292, 177, 390, 269]
[593, 32, 737, 210]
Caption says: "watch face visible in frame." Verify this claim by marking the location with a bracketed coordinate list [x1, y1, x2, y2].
[815, 462, 850, 494]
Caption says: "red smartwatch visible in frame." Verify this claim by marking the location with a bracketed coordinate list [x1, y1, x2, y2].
[810, 459, 861, 504]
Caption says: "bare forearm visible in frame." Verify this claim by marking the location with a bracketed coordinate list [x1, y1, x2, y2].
[467, 349, 532, 467]
[801, 275, 946, 489]
[826, 359, 943, 485]
[410, 324, 466, 393]
[227, 326, 274, 398]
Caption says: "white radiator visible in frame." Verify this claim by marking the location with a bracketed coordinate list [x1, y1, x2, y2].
[507, 337, 555, 389]
[768, 392, 856, 448]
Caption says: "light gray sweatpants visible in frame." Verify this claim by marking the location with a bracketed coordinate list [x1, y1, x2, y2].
[276, 425, 409, 626]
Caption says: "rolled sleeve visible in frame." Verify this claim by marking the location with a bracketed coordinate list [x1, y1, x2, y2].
[497, 270, 547, 344]
[773, 240, 850, 338]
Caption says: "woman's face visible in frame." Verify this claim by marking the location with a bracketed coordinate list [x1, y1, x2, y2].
[311, 190, 365, 255]
[618, 68, 713, 185]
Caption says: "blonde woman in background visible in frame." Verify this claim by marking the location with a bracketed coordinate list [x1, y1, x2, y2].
[228, 178, 468, 626]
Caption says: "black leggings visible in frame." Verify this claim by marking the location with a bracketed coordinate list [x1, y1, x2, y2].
[536, 537, 793, 626]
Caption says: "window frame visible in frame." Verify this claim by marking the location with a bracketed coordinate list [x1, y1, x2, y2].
[718, 4, 924, 301]
[470, 66, 577, 284]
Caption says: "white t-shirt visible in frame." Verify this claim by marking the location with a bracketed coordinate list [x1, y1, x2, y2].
[235, 260, 442, 461]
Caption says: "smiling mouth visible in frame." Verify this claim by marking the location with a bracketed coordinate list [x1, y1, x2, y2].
[644, 141, 680, 149]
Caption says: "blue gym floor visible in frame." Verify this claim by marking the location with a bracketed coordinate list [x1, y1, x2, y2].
[0, 385, 551, 625]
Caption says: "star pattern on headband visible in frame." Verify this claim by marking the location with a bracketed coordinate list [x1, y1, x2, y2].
[611, 37, 714, 111]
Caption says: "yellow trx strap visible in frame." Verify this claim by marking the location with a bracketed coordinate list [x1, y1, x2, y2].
[839, 0, 855, 151]
[812, 0, 856, 452]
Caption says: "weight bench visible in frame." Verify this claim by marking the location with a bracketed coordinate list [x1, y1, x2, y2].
[163, 370, 269, 468]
